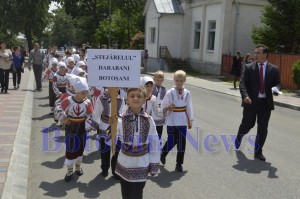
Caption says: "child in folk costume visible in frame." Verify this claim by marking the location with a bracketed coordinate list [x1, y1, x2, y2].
[52, 61, 68, 99]
[42, 58, 58, 114]
[115, 87, 160, 199]
[71, 67, 86, 77]
[92, 89, 126, 178]
[54, 74, 77, 123]
[140, 76, 156, 115]
[58, 77, 95, 182]
[151, 71, 167, 140]
[76, 60, 87, 72]
[160, 70, 193, 172]
[66, 56, 75, 74]
[89, 86, 103, 108]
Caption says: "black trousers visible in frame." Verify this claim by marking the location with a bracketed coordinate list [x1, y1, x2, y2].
[0, 68, 10, 92]
[33, 64, 43, 90]
[120, 178, 146, 199]
[156, 125, 163, 140]
[161, 126, 187, 164]
[236, 99, 271, 154]
[13, 68, 22, 86]
[48, 82, 56, 107]
[99, 136, 120, 174]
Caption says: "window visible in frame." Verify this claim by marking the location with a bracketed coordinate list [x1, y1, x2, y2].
[149, 28, 156, 43]
[207, 21, 216, 51]
[194, 22, 201, 49]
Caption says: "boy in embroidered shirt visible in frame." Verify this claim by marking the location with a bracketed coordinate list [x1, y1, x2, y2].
[160, 70, 193, 172]
[151, 71, 167, 140]
[92, 88, 126, 178]
[115, 87, 160, 199]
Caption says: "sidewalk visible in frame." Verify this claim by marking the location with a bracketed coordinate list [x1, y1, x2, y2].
[146, 71, 300, 111]
[0, 70, 34, 199]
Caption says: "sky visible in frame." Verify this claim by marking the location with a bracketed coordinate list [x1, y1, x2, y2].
[49, 2, 59, 13]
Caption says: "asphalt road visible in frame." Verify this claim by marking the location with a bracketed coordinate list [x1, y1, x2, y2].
[28, 79, 300, 199]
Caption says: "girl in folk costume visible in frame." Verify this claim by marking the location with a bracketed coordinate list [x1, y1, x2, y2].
[151, 71, 167, 140]
[58, 77, 95, 182]
[42, 58, 58, 114]
[66, 56, 75, 74]
[54, 74, 77, 123]
[52, 61, 68, 99]
[160, 70, 194, 172]
[71, 67, 86, 77]
[140, 76, 157, 116]
[76, 60, 87, 72]
[141, 76, 165, 140]
[115, 87, 160, 199]
[92, 88, 126, 178]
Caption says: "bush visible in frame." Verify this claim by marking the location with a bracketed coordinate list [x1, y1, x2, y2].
[292, 60, 300, 89]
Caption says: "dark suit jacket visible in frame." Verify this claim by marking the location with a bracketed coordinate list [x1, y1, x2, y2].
[240, 62, 280, 110]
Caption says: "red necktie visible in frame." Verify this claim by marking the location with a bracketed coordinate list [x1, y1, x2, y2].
[259, 64, 265, 94]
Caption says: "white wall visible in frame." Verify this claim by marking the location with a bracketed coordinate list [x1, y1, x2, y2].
[202, 3, 222, 63]
[189, 6, 203, 61]
[145, 0, 160, 58]
[159, 14, 183, 59]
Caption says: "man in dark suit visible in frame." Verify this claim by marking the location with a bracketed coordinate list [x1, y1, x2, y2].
[235, 44, 280, 161]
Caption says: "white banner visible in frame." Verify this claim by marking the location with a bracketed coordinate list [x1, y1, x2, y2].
[87, 49, 141, 88]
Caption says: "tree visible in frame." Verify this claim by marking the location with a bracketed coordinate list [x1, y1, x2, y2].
[50, 8, 75, 47]
[252, 0, 300, 53]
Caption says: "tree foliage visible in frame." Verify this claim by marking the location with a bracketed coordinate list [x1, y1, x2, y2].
[252, 0, 300, 53]
[0, 0, 51, 50]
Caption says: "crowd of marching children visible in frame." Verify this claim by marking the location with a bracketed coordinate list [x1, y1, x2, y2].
[41, 49, 194, 198]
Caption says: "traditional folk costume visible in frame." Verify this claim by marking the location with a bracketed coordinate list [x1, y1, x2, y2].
[160, 87, 194, 171]
[92, 91, 126, 177]
[42, 58, 58, 112]
[54, 74, 77, 123]
[58, 77, 95, 181]
[66, 57, 75, 74]
[89, 86, 103, 108]
[152, 84, 167, 139]
[115, 108, 160, 199]
[52, 62, 68, 97]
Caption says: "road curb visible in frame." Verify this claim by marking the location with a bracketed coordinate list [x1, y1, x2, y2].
[2, 71, 34, 199]
[145, 72, 300, 111]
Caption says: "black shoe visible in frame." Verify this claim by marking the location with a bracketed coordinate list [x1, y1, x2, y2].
[75, 168, 83, 176]
[101, 170, 109, 177]
[175, 164, 183, 172]
[38, 89, 42, 92]
[234, 138, 241, 150]
[160, 155, 166, 165]
[254, 153, 266, 161]
[64, 173, 73, 182]
[113, 174, 120, 180]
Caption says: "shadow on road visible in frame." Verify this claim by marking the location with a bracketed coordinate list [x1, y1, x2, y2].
[39, 173, 118, 198]
[232, 151, 278, 179]
[150, 166, 187, 188]
[38, 104, 50, 107]
[32, 113, 53, 121]
[41, 156, 65, 169]
[35, 96, 49, 100]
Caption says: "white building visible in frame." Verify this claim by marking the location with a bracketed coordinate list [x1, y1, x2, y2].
[143, 0, 268, 75]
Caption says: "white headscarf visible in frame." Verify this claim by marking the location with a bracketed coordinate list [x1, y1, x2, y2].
[66, 57, 75, 65]
[76, 60, 86, 68]
[57, 61, 67, 69]
[73, 77, 89, 93]
[71, 67, 85, 76]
